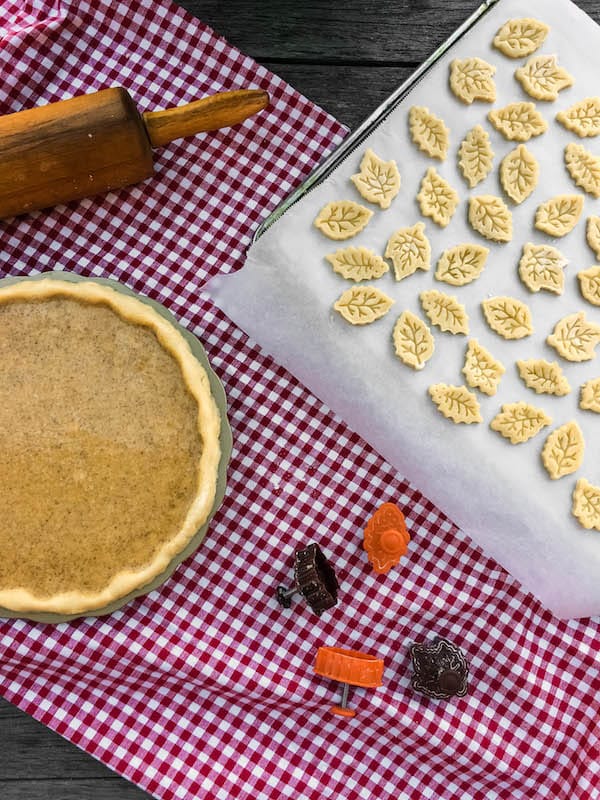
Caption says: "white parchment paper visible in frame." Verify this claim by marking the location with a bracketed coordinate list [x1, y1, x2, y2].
[207, 0, 600, 618]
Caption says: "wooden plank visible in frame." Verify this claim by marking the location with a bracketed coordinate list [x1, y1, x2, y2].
[0, 699, 150, 797]
[0, 700, 113, 780]
[0, 780, 150, 800]
[179, 0, 481, 62]
[260, 63, 414, 128]
[177, 0, 600, 62]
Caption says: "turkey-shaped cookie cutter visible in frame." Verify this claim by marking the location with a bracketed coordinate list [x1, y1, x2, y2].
[314, 645, 384, 718]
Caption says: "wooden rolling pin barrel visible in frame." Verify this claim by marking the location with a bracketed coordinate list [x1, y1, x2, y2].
[0, 87, 269, 218]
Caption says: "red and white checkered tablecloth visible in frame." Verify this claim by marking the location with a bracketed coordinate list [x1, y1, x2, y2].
[1, 1, 599, 798]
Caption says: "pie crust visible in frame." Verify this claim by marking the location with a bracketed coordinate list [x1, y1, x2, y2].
[0, 278, 222, 615]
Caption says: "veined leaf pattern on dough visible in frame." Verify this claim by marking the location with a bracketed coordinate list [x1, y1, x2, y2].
[384, 222, 431, 281]
[325, 247, 389, 282]
[435, 243, 489, 286]
[393, 311, 435, 370]
[449, 57, 496, 104]
[516, 359, 571, 396]
[515, 55, 574, 101]
[428, 383, 482, 424]
[333, 286, 393, 325]
[493, 18, 549, 58]
[490, 402, 551, 444]
[488, 102, 548, 142]
[409, 106, 450, 160]
[572, 478, 600, 530]
[500, 144, 539, 204]
[556, 98, 600, 137]
[468, 195, 513, 242]
[417, 168, 460, 228]
[586, 216, 600, 259]
[535, 195, 584, 237]
[518, 243, 567, 294]
[458, 125, 494, 188]
[462, 339, 505, 396]
[578, 266, 600, 307]
[565, 143, 600, 198]
[314, 200, 373, 240]
[580, 377, 600, 413]
[351, 149, 401, 209]
[482, 297, 533, 340]
[542, 421, 585, 480]
[420, 289, 469, 334]
[547, 311, 600, 361]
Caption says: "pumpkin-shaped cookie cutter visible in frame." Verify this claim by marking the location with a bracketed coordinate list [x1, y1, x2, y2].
[363, 502, 410, 574]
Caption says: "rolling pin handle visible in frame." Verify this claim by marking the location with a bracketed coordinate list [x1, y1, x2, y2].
[142, 88, 269, 148]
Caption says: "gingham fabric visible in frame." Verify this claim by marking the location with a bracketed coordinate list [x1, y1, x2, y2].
[0, 2, 599, 799]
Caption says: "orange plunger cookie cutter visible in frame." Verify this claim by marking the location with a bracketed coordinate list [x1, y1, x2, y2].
[314, 646, 384, 717]
[363, 502, 410, 574]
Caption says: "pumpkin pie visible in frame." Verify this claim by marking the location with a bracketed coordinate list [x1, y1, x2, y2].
[0, 278, 222, 616]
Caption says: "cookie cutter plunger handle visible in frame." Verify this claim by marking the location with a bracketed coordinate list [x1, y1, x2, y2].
[314, 646, 384, 718]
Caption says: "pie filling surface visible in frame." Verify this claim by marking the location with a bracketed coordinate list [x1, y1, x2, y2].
[0, 279, 222, 615]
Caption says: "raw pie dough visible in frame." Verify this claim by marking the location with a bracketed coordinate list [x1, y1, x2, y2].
[515, 55, 574, 101]
[311, 14, 600, 531]
[458, 125, 494, 188]
[493, 18, 549, 58]
[351, 148, 401, 209]
[0, 279, 222, 615]
[449, 58, 496, 104]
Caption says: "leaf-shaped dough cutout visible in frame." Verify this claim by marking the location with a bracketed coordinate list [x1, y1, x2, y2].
[542, 421, 585, 479]
[516, 359, 571, 396]
[420, 289, 469, 334]
[314, 200, 373, 240]
[468, 195, 512, 242]
[488, 102, 548, 141]
[535, 194, 584, 237]
[580, 377, 600, 413]
[393, 311, 435, 370]
[428, 383, 482, 424]
[462, 339, 505, 396]
[587, 216, 600, 259]
[435, 243, 489, 286]
[458, 125, 494, 188]
[515, 55, 574, 101]
[564, 143, 600, 198]
[500, 144, 539, 204]
[384, 222, 431, 281]
[409, 106, 450, 160]
[326, 247, 389, 282]
[573, 478, 600, 530]
[333, 286, 393, 325]
[490, 402, 551, 444]
[578, 266, 600, 306]
[518, 243, 567, 294]
[547, 311, 600, 361]
[557, 98, 600, 138]
[417, 168, 459, 228]
[351, 149, 401, 209]
[482, 296, 533, 340]
[493, 18, 549, 58]
[449, 58, 496, 104]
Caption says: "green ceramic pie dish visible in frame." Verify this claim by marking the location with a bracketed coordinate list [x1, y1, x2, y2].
[0, 271, 232, 624]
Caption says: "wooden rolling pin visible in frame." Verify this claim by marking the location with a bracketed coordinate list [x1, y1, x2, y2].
[0, 87, 269, 219]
